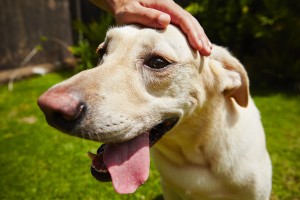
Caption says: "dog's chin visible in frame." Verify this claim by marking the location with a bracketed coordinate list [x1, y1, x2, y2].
[88, 117, 179, 182]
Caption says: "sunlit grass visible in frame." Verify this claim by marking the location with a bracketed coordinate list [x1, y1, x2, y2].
[0, 72, 299, 199]
[253, 94, 300, 200]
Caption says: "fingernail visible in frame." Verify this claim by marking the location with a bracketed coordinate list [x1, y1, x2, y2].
[198, 39, 203, 49]
[158, 14, 170, 26]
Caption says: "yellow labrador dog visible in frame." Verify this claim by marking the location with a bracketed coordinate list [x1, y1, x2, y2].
[38, 25, 272, 200]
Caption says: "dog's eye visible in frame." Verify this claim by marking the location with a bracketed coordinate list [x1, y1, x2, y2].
[145, 56, 171, 69]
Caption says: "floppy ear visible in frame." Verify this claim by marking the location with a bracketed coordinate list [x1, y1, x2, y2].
[210, 46, 249, 107]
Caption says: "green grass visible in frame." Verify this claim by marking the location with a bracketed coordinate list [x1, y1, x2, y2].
[253, 94, 300, 200]
[0, 72, 299, 200]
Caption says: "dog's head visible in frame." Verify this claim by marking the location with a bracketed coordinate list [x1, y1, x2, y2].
[37, 25, 249, 194]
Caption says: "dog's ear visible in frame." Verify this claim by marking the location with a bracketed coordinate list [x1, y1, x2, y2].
[210, 46, 249, 107]
[96, 42, 106, 56]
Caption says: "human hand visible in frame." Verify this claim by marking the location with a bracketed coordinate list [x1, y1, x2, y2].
[90, 0, 212, 56]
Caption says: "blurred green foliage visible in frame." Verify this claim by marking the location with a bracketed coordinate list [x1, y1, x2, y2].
[70, 15, 114, 72]
[186, 0, 300, 92]
[71, 0, 300, 92]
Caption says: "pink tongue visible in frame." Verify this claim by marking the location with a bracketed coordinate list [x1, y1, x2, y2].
[103, 132, 150, 194]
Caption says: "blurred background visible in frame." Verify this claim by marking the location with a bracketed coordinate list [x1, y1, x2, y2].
[1, 0, 299, 91]
[0, 0, 299, 199]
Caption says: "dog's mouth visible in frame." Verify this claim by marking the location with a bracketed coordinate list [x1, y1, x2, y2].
[87, 117, 178, 194]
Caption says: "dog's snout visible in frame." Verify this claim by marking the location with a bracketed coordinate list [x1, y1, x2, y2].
[37, 88, 85, 129]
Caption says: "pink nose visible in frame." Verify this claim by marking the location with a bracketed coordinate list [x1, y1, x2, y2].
[37, 87, 85, 130]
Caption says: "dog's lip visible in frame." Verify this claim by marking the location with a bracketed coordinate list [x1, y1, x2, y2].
[88, 149, 111, 182]
[149, 117, 179, 146]
[89, 117, 179, 182]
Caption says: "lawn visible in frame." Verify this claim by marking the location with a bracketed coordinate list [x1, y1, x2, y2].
[0, 72, 299, 200]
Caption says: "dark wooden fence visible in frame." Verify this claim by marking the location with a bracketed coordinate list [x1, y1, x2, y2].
[0, 0, 101, 71]
[0, 0, 72, 70]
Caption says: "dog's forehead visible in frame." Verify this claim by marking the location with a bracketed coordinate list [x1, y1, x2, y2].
[108, 25, 183, 36]
[105, 25, 195, 59]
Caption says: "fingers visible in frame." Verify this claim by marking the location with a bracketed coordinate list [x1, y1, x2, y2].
[176, 15, 213, 56]
[111, 0, 212, 55]
[187, 16, 212, 56]
[114, 2, 171, 29]
[144, 0, 212, 55]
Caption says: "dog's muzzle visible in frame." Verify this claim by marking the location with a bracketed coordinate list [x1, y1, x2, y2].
[37, 85, 179, 192]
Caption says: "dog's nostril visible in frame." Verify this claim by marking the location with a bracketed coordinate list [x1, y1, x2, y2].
[57, 103, 85, 122]
[38, 89, 85, 128]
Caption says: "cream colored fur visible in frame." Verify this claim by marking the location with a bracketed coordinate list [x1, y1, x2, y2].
[50, 25, 272, 199]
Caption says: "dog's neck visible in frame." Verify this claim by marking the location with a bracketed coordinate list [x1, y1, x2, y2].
[153, 97, 241, 167]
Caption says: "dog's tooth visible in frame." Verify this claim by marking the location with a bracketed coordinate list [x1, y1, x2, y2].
[87, 151, 96, 160]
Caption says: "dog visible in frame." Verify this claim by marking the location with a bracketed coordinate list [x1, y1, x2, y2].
[38, 25, 272, 200]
